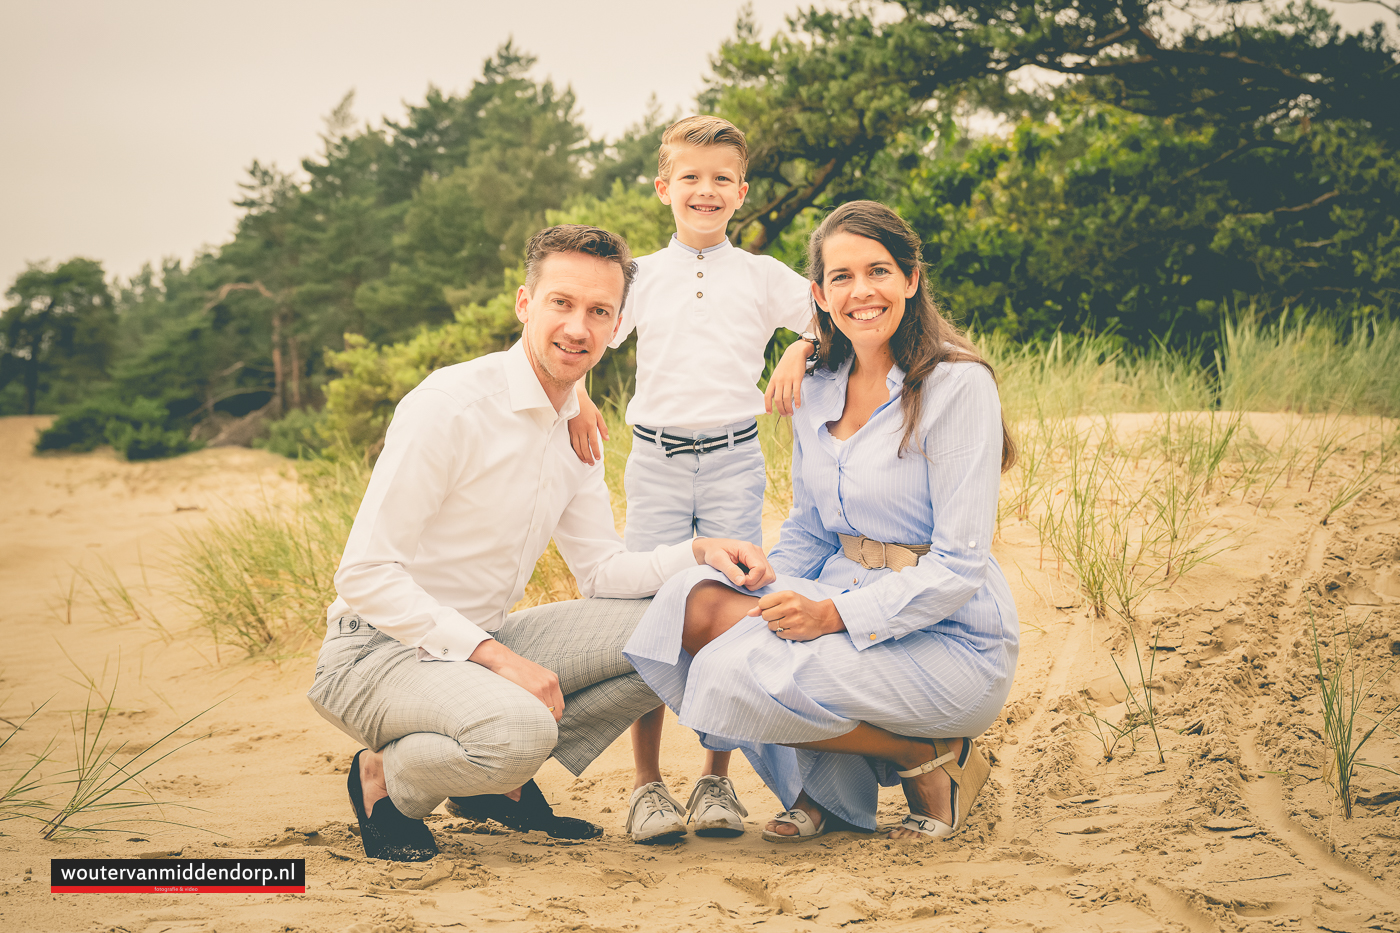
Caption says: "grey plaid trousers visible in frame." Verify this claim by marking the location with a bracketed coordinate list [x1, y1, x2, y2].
[307, 597, 660, 819]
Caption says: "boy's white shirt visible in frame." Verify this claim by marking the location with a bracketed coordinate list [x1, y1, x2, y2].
[611, 235, 813, 431]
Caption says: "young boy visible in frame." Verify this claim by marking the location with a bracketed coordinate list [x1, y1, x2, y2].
[568, 116, 817, 843]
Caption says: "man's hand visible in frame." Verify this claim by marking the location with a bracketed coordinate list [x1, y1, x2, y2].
[692, 537, 776, 590]
[468, 639, 565, 722]
[764, 339, 812, 416]
[747, 591, 844, 641]
[567, 386, 608, 465]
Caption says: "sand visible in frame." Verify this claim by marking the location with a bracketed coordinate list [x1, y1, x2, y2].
[1, 411, 1398, 933]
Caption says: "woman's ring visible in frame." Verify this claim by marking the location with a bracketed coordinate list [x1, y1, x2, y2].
[774, 627, 786, 633]
[547, 706, 556, 711]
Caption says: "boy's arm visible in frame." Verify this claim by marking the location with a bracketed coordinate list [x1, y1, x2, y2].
[567, 382, 609, 465]
[762, 256, 819, 415]
[765, 336, 814, 416]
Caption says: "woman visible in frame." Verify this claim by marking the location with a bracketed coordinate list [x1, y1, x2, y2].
[624, 200, 1018, 841]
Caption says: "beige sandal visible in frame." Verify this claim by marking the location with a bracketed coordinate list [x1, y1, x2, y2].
[894, 737, 990, 839]
[760, 807, 827, 843]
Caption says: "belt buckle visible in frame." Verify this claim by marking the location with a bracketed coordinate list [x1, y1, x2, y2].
[860, 537, 886, 570]
[660, 432, 691, 457]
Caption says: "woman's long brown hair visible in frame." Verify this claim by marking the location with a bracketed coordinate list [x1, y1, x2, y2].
[807, 200, 1017, 472]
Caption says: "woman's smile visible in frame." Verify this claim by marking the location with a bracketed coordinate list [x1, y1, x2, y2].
[813, 231, 919, 358]
[848, 305, 887, 322]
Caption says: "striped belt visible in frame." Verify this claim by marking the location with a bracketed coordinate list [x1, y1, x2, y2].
[633, 421, 759, 458]
[838, 533, 931, 572]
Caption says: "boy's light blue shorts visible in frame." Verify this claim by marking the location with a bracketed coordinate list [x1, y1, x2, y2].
[623, 419, 766, 550]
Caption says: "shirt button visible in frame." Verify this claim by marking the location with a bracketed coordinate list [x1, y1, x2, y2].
[697, 253, 704, 260]
[969, 540, 977, 548]
[852, 577, 858, 586]
[697, 271, 703, 278]
[696, 291, 703, 298]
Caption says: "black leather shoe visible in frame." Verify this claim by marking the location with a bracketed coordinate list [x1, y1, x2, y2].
[348, 749, 439, 861]
[447, 779, 603, 840]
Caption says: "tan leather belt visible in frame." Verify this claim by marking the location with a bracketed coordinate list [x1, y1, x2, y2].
[838, 533, 930, 572]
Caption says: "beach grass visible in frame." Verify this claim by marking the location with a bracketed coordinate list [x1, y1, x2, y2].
[0, 702, 55, 827]
[170, 457, 366, 656]
[39, 680, 215, 840]
[1308, 604, 1400, 823]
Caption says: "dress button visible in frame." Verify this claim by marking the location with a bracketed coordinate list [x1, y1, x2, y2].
[696, 291, 703, 298]
[697, 253, 704, 260]
[697, 271, 703, 278]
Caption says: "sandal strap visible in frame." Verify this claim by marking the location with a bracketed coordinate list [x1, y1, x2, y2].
[899, 813, 953, 839]
[772, 808, 820, 836]
[895, 749, 959, 779]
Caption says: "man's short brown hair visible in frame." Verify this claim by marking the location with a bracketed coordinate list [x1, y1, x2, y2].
[524, 224, 638, 308]
[657, 115, 749, 182]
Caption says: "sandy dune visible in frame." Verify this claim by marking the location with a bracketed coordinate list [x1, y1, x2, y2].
[1, 412, 1398, 933]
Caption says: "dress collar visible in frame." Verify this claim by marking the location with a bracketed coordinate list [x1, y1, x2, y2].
[666, 233, 732, 259]
[505, 341, 581, 420]
[807, 356, 907, 423]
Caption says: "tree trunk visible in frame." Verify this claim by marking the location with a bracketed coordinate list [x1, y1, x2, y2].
[270, 309, 284, 417]
[23, 353, 38, 415]
[288, 335, 302, 409]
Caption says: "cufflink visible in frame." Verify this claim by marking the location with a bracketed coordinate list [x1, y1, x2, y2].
[869, 633, 877, 641]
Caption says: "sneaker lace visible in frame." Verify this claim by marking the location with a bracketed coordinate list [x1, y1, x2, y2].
[628, 782, 685, 831]
[686, 775, 748, 817]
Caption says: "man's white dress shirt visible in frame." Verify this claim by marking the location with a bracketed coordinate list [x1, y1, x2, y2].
[327, 341, 697, 661]
[612, 236, 813, 431]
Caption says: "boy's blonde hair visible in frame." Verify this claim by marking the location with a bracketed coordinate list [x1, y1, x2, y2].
[657, 115, 749, 181]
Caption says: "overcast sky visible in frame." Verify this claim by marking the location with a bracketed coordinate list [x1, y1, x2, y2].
[0, 0, 803, 290]
[1, 0, 1392, 292]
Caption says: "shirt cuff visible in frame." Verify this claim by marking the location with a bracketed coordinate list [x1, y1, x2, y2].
[659, 540, 701, 580]
[413, 620, 492, 662]
[831, 590, 889, 651]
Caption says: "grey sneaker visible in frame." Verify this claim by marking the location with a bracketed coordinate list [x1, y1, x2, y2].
[685, 774, 748, 837]
[626, 781, 688, 844]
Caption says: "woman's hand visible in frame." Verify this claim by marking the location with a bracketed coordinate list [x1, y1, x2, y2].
[764, 339, 812, 416]
[567, 386, 608, 465]
[747, 591, 845, 641]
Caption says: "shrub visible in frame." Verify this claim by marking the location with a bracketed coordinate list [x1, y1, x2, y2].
[104, 421, 199, 461]
[36, 395, 201, 460]
[320, 284, 522, 454]
[255, 407, 331, 459]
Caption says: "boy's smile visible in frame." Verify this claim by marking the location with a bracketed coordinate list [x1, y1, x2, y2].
[655, 143, 748, 250]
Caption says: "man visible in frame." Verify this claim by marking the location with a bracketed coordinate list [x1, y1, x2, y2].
[307, 224, 773, 861]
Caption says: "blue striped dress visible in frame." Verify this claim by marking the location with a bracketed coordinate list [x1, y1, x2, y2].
[624, 356, 1019, 831]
